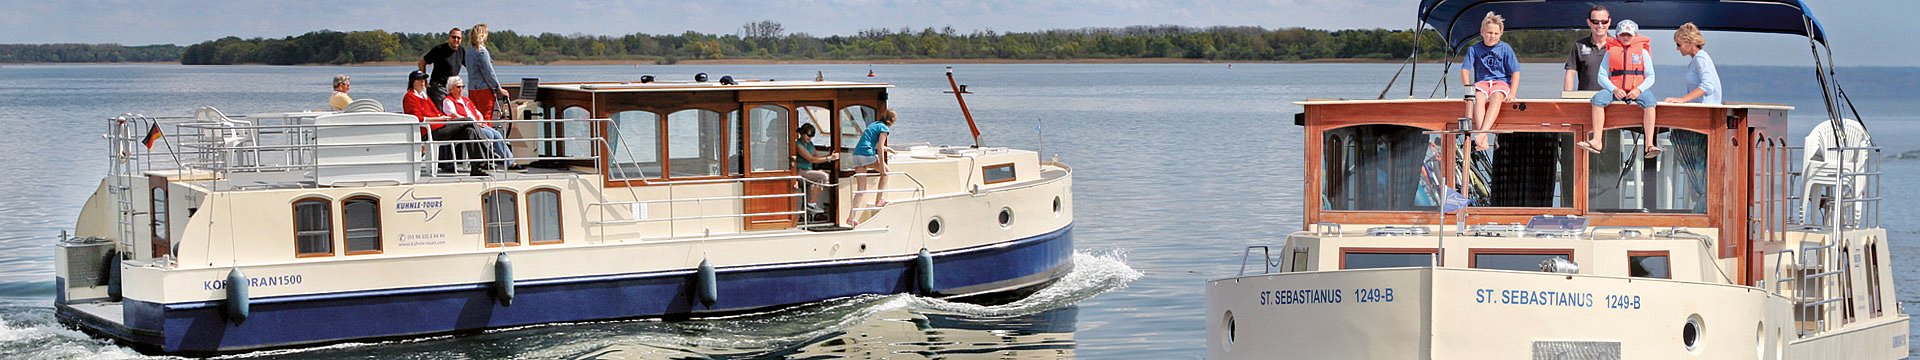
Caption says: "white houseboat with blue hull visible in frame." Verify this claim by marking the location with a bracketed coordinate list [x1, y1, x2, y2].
[53, 77, 1074, 355]
[1209, 1, 1909, 359]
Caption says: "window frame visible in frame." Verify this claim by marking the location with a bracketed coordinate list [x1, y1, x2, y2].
[661, 108, 739, 180]
[482, 189, 521, 247]
[607, 109, 664, 181]
[982, 163, 1018, 185]
[1467, 248, 1576, 271]
[526, 188, 565, 245]
[745, 104, 794, 175]
[292, 196, 336, 258]
[341, 195, 384, 255]
[1339, 247, 1439, 270]
[1626, 250, 1671, 279]
[1586, 127, 1713, 214]
[150, 185, 169, 250]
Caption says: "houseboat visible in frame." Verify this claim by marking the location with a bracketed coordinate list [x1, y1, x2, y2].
[53, 76, 1075, 354]
[1207, 1, 1908, 358]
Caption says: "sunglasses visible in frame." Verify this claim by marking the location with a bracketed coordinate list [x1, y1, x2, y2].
[1589, 19, 1610, 25]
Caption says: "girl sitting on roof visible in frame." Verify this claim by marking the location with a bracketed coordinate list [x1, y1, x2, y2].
[1459, 11, 1520, 152]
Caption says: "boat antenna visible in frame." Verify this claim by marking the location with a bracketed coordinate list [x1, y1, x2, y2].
[944, 67, 982, 148]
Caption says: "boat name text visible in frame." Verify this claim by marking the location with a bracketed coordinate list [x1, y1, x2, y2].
[1259, 288, 1397, 305]
[1476, 289, 1640, 309]
[203, 274, 302, 291]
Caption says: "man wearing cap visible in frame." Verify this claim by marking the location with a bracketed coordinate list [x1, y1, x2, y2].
[417, 27, 464, 112]
[1581, 19, 1661, 158]
[1564, 5, 1611, 92]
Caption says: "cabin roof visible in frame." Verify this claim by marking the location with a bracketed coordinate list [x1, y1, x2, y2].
[537, 80, 893, 93]
[1294, 98, 1793, 111]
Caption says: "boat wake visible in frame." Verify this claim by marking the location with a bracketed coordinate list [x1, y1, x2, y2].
[0, 250, 1140, 359]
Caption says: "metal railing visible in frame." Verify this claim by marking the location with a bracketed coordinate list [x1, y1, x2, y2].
[1772, 145, 1880, 337]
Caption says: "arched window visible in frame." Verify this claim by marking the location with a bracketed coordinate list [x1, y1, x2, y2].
[837, 105, 877, 169]
[483, 190, 520, 247]
[749, 105, 791, 173]
[1320, 125, 1442, 211]
[665, 109, 735, 178]
[150, 186, 169, 256]
[560, 106, 592, 157]
[610, 110, 662, 179]
[528, 189, 563, 245]
[342, 196, 382, 255]
[1588, 128, 1710, 213]
[293, 197, 334, 257]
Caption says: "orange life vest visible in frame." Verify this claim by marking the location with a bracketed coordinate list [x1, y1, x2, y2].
[1606, 35, 1651, 90]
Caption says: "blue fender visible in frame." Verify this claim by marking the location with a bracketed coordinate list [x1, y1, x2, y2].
[915, 248, 935, 295]
[225, 268, 249, 324]
[695, 259, 718, 307]
[104, 250, 122, 301]
[494, 253, 515, 306]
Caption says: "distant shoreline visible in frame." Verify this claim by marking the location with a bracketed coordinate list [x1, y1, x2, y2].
[5, 57, 1574, 66]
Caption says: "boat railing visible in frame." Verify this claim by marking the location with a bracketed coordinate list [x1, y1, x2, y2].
[1238, 245, 1277, 276]
[586, 176, 807, 225]
[106, 109, 609, 191]
[1774, 144, 1880, 337]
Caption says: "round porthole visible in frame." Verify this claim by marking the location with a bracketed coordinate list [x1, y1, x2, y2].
[1221, 310, 1236, 351]
[998, 207, 1014, 229]
[927, 217, 944, 238]
[1683, 314, 1705, 353]
[1052, 196, 1063, 215]
[1753, 322, 1764, 360]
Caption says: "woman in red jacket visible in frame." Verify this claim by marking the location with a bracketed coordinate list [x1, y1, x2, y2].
[404, 70, 492, 174]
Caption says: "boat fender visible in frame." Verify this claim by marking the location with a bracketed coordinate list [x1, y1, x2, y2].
[494, 253, 515, 306]
[104, 249, 122, 302]
[696, 259, 718, 307]
[225, 268, 250, 324]
[915, 248, 935, 295]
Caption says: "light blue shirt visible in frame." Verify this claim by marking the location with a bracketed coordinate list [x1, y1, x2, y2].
[1596, 49, 1656, 93]
[852, 122, 890, 156]
[464, 46, 500, 90]
[1685, 50, 1722, 104]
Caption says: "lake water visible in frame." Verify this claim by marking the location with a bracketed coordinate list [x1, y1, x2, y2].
[2, 63, 1918, 359]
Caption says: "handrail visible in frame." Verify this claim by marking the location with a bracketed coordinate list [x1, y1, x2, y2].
[1239, 246, 1274, 276]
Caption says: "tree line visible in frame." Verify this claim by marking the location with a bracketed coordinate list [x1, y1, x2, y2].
[0, 44, 183, 63]
[7, 22, 1582, 65]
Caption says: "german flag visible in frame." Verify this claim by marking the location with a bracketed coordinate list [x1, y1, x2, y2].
[142, 123, 163, 149]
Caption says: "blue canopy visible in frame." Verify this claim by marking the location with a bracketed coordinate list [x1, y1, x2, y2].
[1419, 0, 1827, 49]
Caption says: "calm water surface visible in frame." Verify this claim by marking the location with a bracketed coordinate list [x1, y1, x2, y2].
[1, 63, 1918, 358]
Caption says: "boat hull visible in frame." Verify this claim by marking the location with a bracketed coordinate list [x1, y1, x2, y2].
[58, 224, 1074, 355]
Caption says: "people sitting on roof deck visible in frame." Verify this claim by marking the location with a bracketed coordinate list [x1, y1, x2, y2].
[792, 122, 840, 215]
[403, 70, 492, 175]
[443, 76, 512, 169]
[1460, 11, 1519, 152]
[1565, 5, 1611, 92]
[1582, 19, 1661, 158]
[329, 74, 352, 111]
[1663, 22, 1723, 105]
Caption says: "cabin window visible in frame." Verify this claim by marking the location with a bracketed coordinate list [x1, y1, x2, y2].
[1340, 248, 1437, 270]
[150, 186, 169, 244]
[1461, 132, 1576, 208]
[983, 163, 1017, 184]
[528, 189, 563, 244]
[1320, 125, 1441, 211]
[665, 109, 736, 178]
[799, 106, 832, 148]
[561, 106, 593, 158]
[1469, 249, 1574, 272]
[342, 196, 382, 254]
[484, 190, 519, 246]
[1627, 251, 1670, 279]
[1588, 128, 1709, 213]
[293, 197, 333, 257]
[748, 105, 791, 172]
[609, 110, 662, 179]
[1867, 240, 1883, 317]
[838, 105, 877, 169]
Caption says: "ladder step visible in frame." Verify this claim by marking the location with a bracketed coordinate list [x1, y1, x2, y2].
[1803, 270, 1845, 278]
[1801, 298, 1846, 307]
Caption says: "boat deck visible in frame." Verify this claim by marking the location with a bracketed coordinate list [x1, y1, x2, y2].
[63, 300, 124, 325]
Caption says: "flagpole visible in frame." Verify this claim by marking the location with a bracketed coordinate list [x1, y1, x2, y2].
[945, 67, 981, 148]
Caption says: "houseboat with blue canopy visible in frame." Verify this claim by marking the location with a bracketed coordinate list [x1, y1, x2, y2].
[52, 74, 1074, 354]
[1208, 1, 1907, 358]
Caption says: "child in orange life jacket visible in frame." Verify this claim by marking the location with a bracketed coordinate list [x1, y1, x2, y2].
[1458, 12, 1519, 152]
[1581, 19, 1662, 158]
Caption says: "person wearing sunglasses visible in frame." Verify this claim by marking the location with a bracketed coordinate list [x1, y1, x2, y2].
[1565, 5, 1612, 92]
[416, 27, 466, 112]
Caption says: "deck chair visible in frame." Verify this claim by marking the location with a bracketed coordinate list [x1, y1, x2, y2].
[191, 107, 258, 169]
[342, 99, 384, 113]
[1800, 118, 1871, 226]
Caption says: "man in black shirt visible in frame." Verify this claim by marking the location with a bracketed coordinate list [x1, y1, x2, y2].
[1564, 5, 1611, 92]
[418, 27, 465, 111]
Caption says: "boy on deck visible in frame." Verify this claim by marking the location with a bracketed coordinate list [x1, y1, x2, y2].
[1582, 19, 1662, 158]
[1459, 12, 1520, 152]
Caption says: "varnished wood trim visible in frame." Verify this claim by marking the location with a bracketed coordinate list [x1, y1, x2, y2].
[1467, 248, 1575, 269]
[341, 195, 384, 255]
[291, 196, 335, 258]
[1338, 247, 1438, 270]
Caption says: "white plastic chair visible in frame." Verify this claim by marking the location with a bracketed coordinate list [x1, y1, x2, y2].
[192, 107, 258, 169]
[1799, 118, 1871, 226]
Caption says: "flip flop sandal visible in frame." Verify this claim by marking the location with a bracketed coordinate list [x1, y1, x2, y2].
[1643, 146, 1664, 159]
[1575, 141, 1601, 154]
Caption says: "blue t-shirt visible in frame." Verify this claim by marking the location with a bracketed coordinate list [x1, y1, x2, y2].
[852, 122, 890, 156]
[1461, 41, 1521, 83]
[1685, 50, 1723, 104]
[795, 138, 818, 170]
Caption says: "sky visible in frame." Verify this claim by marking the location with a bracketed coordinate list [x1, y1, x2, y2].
[0, 0, 1910, 66]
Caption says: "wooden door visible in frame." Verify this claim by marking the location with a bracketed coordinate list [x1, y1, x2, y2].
[743, 103, 798, 230]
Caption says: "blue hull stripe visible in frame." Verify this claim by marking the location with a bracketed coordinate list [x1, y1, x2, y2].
[61, 225, 1073, 354]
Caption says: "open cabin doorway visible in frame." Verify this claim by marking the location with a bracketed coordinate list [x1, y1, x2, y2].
[741, 101, 835, 230]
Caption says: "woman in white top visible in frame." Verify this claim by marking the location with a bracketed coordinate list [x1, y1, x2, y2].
[1663, 22, 1722, 105]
